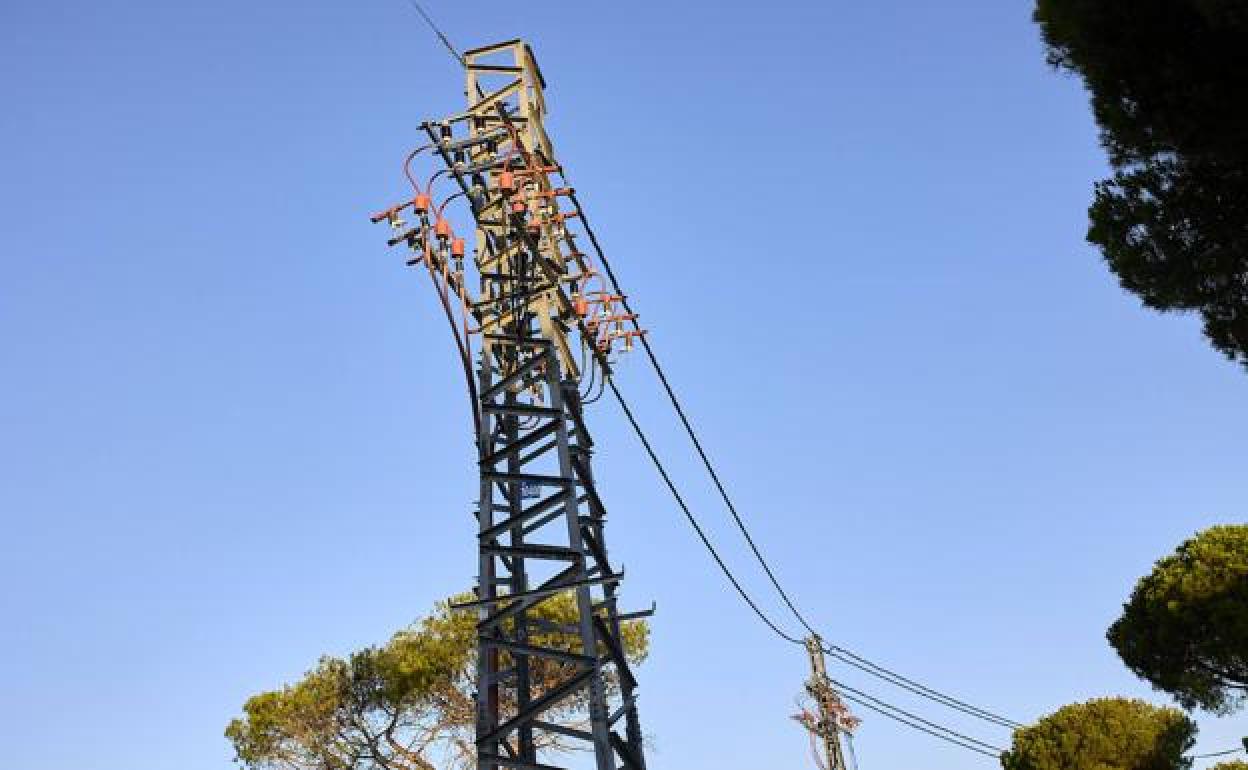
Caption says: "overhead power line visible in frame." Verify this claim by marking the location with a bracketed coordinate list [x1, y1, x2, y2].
[828, 673, 1003, 753]
[606, 379, 802, 645]
[823, 643, 1023, 729]
[403, 0, 464, 65]
[1194, 748, 1245, 759]
[607, 376, 1006, 762]
[836, 688, 1003, 759]
[829, 677, 1006, 755]
[570, 189, 1025, 733]
[567, 194, 819, 631]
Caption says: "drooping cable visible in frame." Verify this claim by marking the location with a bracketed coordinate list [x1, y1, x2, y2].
[579, 339, 598, 402]
[822, 643, 1023, 729]
[567, 187, 1024, 731]
[845, 731, 860, 770]
[1194, 748, 1245, 759]
[606, 379, 803, 645]
[608, 380, 1005, 761]
[829, 678, 1006, 754]
[808, 728, 828, 770]
[583, 372, 609, 405]
[835, 688, 1002, 759]
[417, 218, 480, 434]
[568, 190, 816, 632]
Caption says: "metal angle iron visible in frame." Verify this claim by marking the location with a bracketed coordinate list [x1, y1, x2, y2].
[370, 39, 650, 770]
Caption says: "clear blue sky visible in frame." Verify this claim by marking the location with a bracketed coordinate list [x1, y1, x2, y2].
[1, 1, 1244, 768]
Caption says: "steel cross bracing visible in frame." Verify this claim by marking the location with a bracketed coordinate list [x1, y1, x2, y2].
[371, 39, 648, 770]
[472, 338, 644, 770]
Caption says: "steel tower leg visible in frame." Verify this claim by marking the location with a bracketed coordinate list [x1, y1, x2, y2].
[474, 334, 646, 770]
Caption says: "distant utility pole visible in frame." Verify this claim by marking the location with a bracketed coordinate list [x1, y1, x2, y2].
[796, 635, 860, 770]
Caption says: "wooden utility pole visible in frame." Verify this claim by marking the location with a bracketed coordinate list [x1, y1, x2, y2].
[801, 635, 856, 770]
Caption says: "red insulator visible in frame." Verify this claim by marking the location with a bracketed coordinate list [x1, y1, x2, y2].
[511, 199, 526, 214]
[573, 295, 588, 317]
[498, 170, 515, 194]
[451, 237, 465, 258]
[434, 218, 451, 240]
[414, 193, 431, 214]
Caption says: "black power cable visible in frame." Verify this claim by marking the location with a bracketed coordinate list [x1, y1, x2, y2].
[823, 644, 1023, 729]
[607, 378, 1005, 762]
[829, 678, 1006, 754]
[606, 379, 802, 645]
[568, 191, 816, 631]
[836, 689, 1003, 759]
[1194, 748, 1245, 759]
[570, 190, 1025, 732]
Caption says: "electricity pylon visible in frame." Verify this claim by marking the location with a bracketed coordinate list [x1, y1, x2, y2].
[372, 39, 648, 770]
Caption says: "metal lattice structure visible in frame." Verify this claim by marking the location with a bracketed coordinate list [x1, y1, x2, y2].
[372, 39, 648, 770]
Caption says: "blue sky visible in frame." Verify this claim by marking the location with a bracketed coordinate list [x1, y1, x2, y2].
[1, 1, 1244, 768]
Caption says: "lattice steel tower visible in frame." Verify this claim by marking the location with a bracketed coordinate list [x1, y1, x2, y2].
[372, 40, 649, 770]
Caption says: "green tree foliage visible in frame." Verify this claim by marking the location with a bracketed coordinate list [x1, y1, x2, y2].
[1107, 525, 1248, 714]
[1001, 697, 1196, 770]
[1033, 1, 1248, 366]
[226, 592, 648, 770]
[1210, 762, 1248, 770]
